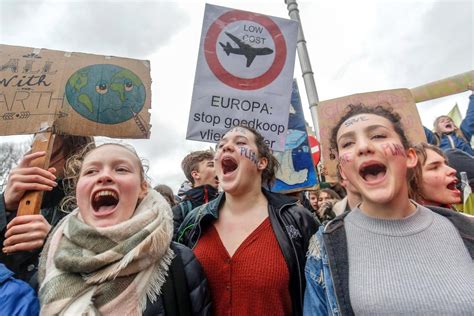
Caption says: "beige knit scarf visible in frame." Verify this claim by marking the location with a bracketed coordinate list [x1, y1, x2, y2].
[38, 189, 174, 316]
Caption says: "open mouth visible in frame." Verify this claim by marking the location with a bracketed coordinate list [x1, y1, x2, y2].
[92, 190, 119, 213]
[447, 179, 458, 191]
[359, 162, 387, 182]
[222, 157, 238, 175]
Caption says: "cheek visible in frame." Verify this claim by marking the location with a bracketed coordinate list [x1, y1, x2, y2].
[338, 152, 355, 167]
[75, 178, 89, 201]
[422, 172, 443, 188]
[239, 147, 259, 167]
[381, 143, 406, 158]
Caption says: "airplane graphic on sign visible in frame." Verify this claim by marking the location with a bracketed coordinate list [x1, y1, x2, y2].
[219, 32, 274, 67]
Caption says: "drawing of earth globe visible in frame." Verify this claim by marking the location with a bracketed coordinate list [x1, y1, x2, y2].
[65, 64, 146, 124]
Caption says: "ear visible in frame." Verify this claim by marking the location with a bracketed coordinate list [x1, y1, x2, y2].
[405, 148, 418, 169]
[191, 170, 200, 181]
[338, 162, 348, 181]
[257, 157, 268, 170]
[138, 181, 148, 199]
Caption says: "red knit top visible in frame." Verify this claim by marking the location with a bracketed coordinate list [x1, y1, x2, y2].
[194, 218, 292, 316]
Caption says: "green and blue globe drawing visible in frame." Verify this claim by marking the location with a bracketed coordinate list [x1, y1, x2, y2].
[65, 64, 146, 124]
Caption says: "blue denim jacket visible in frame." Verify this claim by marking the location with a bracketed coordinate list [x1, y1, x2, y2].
[303, 206, 474, 316]
[304, 226, 340, 316]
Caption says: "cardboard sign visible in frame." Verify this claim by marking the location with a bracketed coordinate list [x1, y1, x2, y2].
[411, 70, 473, 103]
[318, 89, 426, 182]
[272, 80, 318, 193]
[0, 44, 151, 138]
[186, 4, 298, 151]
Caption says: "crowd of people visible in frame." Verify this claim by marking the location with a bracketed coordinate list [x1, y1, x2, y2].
[0, 90, 473, 315]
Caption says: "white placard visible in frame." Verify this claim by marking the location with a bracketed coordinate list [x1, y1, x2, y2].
[186, 4, 298, 151]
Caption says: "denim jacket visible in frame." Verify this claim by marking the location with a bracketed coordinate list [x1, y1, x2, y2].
[303, 205, 474, 316]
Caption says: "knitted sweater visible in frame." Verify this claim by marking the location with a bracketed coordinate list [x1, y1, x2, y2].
[345, 206, 473, 315]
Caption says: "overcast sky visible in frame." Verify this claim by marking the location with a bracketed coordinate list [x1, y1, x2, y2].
[1, 0, 473, 192]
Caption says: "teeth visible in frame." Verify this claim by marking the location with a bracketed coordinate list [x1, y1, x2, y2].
[94, 190, 118, 201]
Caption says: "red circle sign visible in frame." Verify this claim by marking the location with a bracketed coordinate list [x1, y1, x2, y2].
[308, 135, 320, 166]
[204, 10, 287, 90]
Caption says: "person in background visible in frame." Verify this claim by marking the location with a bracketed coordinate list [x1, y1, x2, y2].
[304, 104, 473, 315]
[154, 184, 177, 207]
[38, 143, 211, 315]
[178, 125, 318, 315]
[308, 189, 340, 224]
[424, 84, 474, 156]
[409, 142, 462, 209]
[1, 135, 93, 286]
[332, 177, 362, 216]
[172, 150, 219, 238]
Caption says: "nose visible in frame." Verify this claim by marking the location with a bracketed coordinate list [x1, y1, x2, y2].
[356, 137, 374, 156]
[97, 169, 114, 184]
[222, 141, 234, 153]
[446, 164, 457, 177]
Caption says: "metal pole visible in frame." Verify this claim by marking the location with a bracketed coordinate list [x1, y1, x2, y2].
[285, 0, 320, 141]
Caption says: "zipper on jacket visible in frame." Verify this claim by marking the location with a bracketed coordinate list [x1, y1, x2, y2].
[447, 135, 455, 148]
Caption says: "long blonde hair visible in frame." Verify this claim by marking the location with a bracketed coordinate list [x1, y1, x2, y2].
[432, 116, 467, 144]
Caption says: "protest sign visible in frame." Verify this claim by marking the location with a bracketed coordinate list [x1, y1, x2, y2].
[272, 81, 318, 193]
[186, 4, 298, 151]
[0, 44, 151, 138]
[318, 89, 426, 182]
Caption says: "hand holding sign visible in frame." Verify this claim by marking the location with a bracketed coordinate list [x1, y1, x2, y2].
[2, 149, 57, 254]
[3, 214, 51, 253]
[3, 150, 57, 212]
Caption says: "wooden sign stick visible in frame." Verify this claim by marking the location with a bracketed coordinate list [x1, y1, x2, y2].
[17, 131, 55, 216]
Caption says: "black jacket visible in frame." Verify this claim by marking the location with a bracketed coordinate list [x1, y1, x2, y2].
[143, 242, 211, 316]
[0, 181, 68, 286]
[176, 189, 319, 316]
[172, 185, 218, 240]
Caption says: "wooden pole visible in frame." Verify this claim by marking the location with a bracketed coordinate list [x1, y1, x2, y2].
[16, 131, 55, 216]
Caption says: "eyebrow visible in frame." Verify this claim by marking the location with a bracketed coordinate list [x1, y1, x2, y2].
[83, 159, 135, 167]
[425, 159, 447, 167]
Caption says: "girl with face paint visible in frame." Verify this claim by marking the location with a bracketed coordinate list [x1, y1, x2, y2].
[177, 125, 318, 316]
[303, 105, 474, 315]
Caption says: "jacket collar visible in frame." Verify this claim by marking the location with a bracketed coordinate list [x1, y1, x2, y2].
[183, 185, 218, 205]
[202, 188, 299, 219]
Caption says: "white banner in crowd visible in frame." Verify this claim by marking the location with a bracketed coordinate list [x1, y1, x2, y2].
[186, 4, 298, 151]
